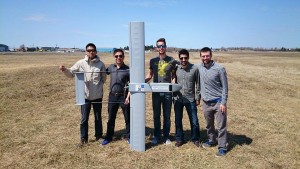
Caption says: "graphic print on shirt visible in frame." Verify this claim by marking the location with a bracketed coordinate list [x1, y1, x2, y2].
[157, 60, 169, 77]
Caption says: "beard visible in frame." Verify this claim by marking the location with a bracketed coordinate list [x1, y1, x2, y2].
[181, 61, 188, 68]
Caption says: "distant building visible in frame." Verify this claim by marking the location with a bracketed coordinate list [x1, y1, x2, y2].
[56, 48, 80, 53]
[26, 47, 38, 52]
[0, 44, 9, 52]
[40, 47, 55, 52]
[9, 48, 16, 52]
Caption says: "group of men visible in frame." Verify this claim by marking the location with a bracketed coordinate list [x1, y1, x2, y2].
[59, 43, 130, 147]
[59, 37, 229, 157]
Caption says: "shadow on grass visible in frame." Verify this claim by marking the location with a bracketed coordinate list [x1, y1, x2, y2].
[144, 128, 207, 150]
[111, 127, 154, 141]
[227, 132, 252, 151]
[113, 127, 176, 149]
[108, 127, 252, 152]
[198, 130, 252, 152]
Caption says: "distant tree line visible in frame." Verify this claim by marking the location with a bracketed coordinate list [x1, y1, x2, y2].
[214, 47, 300, 52]
[122, 45, 300, 52]
[4, 44, 300, 53]
[123, 45, 154, 51]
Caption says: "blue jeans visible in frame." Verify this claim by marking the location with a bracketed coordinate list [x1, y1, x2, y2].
[174, 100, 200, 142]
[105, 94, 130, 141]
[152, 92, 172, 139]
[80, 98, 102, 141]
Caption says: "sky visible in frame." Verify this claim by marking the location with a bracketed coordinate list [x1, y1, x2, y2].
[0, 0, 299, 49]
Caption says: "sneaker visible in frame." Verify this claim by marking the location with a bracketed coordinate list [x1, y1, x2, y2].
[101, 139, 111, 145]
[175, 141, 183, 147]
[193, 141, 200, 147]
[95, 136, 102, 141]
[202, 140, 217, 148]
[76, 139, 87, 148]
[165, 139, 172, 145]
[216, 148, 227, 157]
[151, 137, 158, 145]
[127, 139, 130, 144]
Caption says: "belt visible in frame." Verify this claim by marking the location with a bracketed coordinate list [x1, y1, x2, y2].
[110, 92, 125, 96]
[204, 98, 221, 104]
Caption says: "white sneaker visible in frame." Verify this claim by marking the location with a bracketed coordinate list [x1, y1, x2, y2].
[165, 139, 172, 145]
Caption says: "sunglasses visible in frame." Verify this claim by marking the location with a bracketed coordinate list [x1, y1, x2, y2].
[114, 55, 123, 58]
[86, 49, 96, 52]
[179, 57, 188, 60]
[157, 45, 166, 48]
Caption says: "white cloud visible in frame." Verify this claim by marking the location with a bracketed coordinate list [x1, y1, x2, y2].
[23, 15, 56, 22]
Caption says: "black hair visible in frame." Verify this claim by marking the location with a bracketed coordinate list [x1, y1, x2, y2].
[86, 43, 97, 50]
[156, 38, 166, 46]
[178, 49, 189, 59]
[200, 47, 212, 56]
[113, 48, 125, 57]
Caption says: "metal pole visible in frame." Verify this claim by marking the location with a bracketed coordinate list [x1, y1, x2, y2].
[129, 22, 145, 152]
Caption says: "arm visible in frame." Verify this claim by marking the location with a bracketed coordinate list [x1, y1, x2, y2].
[171, 76, 176, 83]
[125, 92, 130, 105]
[101, 63, 107, 83]
[171, 63, 178, 83]
[195, 68, 201, 106]
[145, 69, 153, 83]
[220, 67, 228, 105]
[171, 60, 179, 83]
[145, 59, 154, 83]
[105, 64, 111, 75]
[125, 73, 130, 105]
[59, 61, 81, 78]
[171, 69, 176, 83]
[219, 67, 228, 113]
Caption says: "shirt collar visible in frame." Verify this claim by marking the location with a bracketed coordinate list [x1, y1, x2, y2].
[202, 60, 214, 68]
[113, 63, 125, 69]
[179, 62, 190, 69]
[84, 55, 100, 63]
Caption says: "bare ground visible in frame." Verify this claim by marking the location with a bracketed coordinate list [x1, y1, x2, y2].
[0, 51, 299, 169]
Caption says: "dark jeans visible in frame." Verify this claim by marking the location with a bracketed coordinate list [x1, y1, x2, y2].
[174, 100, 200, 142]
[105, 94, 130, 141]
[80, 98, 103, 141]
[152, 92, 172, 139]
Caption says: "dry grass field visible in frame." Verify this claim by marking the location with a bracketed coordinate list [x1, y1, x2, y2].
[0, 51, 299, 169]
